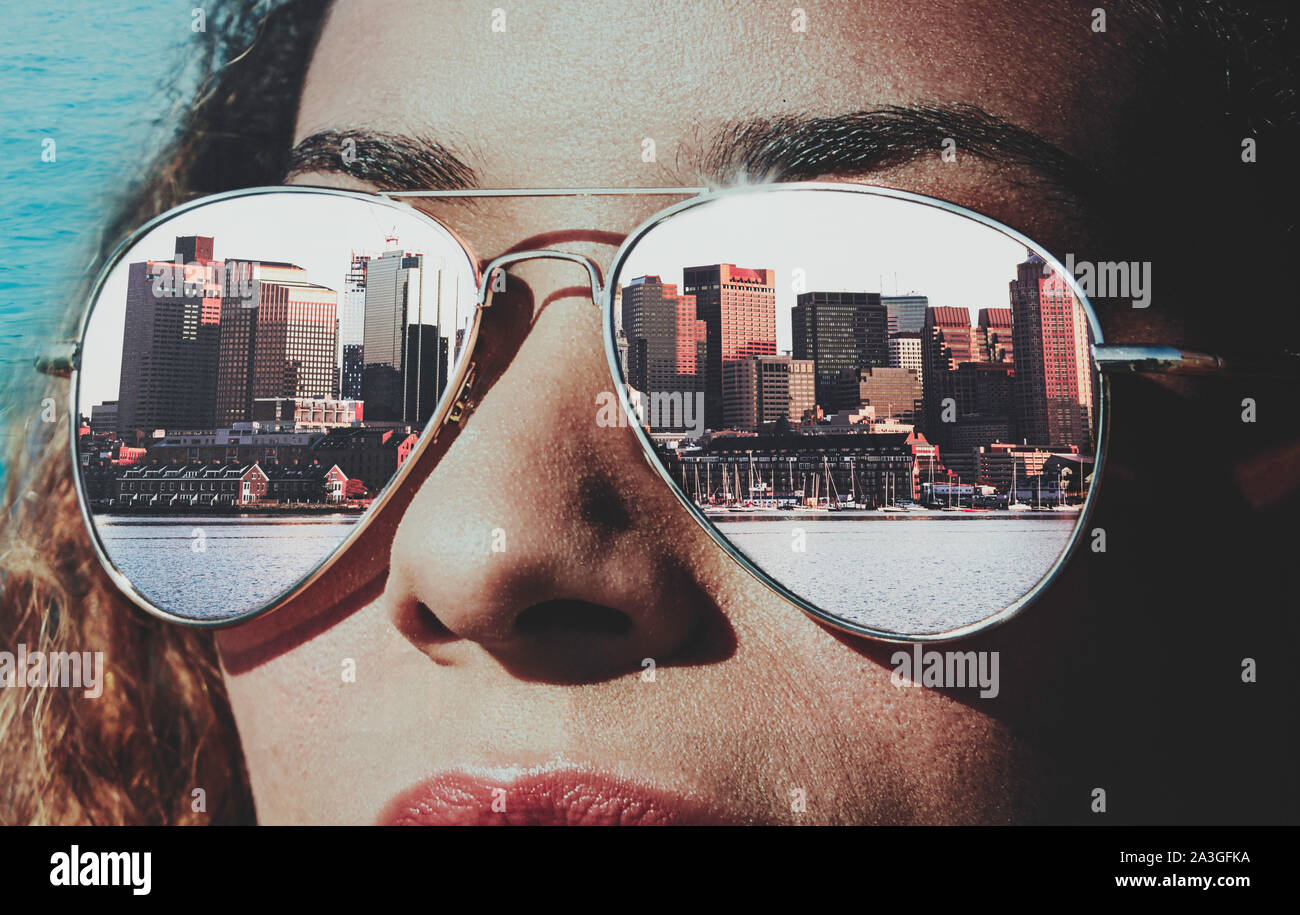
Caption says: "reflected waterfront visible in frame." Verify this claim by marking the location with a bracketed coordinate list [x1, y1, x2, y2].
[94, 514, 358, 620]
[716, 513, 1077, 634]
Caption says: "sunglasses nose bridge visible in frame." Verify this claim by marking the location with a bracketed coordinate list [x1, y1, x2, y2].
[477, 250, 604, 308]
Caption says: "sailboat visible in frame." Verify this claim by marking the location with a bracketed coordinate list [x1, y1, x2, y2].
[1031, 474, 1052, 511]
[1007, 457, 1030, 511]
[878, 470, 906, 512]
[823, 457, 842, 511]
[1052, 467, 1081, 510]
[730, 462, 756, 511]
[941, 472, 963, 511]
[703, 460, 727, 516]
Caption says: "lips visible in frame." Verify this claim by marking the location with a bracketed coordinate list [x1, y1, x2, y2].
[379, 769, 746, 826]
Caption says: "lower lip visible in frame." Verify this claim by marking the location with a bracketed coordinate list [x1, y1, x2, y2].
[379, 770, 743, 826]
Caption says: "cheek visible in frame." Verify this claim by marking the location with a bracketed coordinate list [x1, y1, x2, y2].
[220, 599, 431, 824]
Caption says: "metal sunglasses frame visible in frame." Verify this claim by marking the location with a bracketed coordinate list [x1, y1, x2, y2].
[38, 181, 1242, 640]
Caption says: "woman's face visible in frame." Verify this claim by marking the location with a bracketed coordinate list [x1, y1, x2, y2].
[214, 0, 1164, 824]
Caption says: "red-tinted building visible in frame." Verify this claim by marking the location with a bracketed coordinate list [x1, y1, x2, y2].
[977, 307, 1014, 364]
[683, 264, 776, 430]
[309, 426, 419, 493]
[110, 459, 349, 508]
[1009, 253, 1095, 449]
[217, 260, 339, 426]
[619, 276, 706, 412]
[921, 305, 980, 439]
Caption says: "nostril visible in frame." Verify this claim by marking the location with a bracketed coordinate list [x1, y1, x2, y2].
[410, 601, 455, 640]
[515, 599, 634, 638]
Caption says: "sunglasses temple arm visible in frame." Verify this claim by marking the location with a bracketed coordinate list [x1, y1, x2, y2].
[34, 341, 80, 378]
[1092, 344, 1300, 380]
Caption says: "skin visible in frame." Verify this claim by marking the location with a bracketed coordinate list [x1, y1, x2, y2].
[214, 0, 1183, 824]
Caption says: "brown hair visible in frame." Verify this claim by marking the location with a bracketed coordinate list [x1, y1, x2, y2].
[0, 0, 329, 825]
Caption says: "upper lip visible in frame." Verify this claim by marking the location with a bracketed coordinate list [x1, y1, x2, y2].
[379, 767, 750, 826]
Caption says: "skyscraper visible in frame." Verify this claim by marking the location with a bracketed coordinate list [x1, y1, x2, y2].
[620, 275, 705, 404]
[721, 355, 809, 431]
[921, 305, 980, 438]
[117, 236, 223, 440]
[683, 264, 776, 430]
[882, 294, 929, 335]
[1009, 252, 1094, 448]
[977, 307, 1014, 364]
[791, 290, 887, 413]
[339, 252, 369, 400]
[888, 331, 924, 387]
[215, 260, 338, 426]
[362, 248, 450, 424]
[788, 358, 816, 425]
[249, 269, 338, 406]
[834, 366, 923, 425]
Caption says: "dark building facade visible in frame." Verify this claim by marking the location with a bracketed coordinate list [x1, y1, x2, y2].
[977, 307, 1014, 364]
[834, 365, 924, 425]
[116, 237, 223, 441]
[362, 249, 451, 424]
[670, 431, 916, 507]
[791, 290, 887, 413]
[309, 426, 419, 493]
[620, 275, 706, 427]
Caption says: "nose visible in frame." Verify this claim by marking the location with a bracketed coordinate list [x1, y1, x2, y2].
[382, 256, 733, 683]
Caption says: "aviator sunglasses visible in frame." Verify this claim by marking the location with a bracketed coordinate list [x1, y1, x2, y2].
[36, 182, 1265, 641]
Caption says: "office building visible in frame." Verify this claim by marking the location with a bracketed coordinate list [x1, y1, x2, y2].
[339, 252, 369, 399]
[721, 355, 813, 431]
[117, 236, 224, 440]
[620, 275, 706, 402]
[791, 290, 887, 412]
[682, 264, 777, 430]
[834, 365, 923, 425]
[362, 248, 451, 424]
[882, 294, 928, 335]
[215, 259, 338, 426]
[1009, 252, 1095, 448]
[888, 331, 924, 387]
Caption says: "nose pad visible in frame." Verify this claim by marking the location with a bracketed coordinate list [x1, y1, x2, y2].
[478, 249, 604, 313]
[382, 256, 736, 683]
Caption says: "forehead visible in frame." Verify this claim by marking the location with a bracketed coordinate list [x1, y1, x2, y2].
[298, 0, 1142, 187]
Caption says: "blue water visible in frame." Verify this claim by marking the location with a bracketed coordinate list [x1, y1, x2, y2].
[0, 3, 197, 479]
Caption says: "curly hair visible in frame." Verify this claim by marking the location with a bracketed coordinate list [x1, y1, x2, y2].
[0, 0, 330, 825]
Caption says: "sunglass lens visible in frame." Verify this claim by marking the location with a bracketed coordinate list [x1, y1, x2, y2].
[76, 190, 477, 622]
[610, 188, 1100, 637]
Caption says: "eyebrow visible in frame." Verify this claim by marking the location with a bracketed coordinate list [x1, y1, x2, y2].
[286, 128, 479, 190]
[701, 103, 1100, 200]
[286, 104, 1098, 200]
